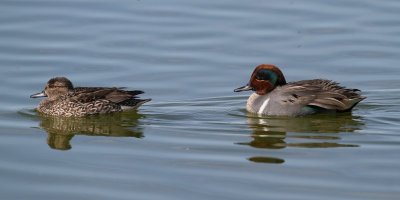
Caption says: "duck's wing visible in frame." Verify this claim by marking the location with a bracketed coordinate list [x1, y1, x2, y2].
[275, 79, 366, 111]
[71, 87, 144, 104]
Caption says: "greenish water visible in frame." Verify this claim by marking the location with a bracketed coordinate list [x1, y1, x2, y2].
[1, 0, 400, 199]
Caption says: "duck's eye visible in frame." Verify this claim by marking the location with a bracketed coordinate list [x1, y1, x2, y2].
[256, 69, 272, 80]
[48, 84, 56, 88]
[255, 69, 278, 85]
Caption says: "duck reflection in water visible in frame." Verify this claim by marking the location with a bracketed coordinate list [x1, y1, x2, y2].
[238, 112, 364, 164]
[37, 111, 144, 150]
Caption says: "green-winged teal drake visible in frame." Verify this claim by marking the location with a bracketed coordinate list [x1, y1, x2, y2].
[31, 77, 151, 117]
[234, 64, 366, 116]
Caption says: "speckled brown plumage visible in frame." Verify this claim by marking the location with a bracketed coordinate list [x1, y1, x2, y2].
[31, 77, 151, 117]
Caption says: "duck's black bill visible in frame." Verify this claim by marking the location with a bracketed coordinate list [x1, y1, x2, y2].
[30, 91, 47, 98]
[234, 85, 253, 92]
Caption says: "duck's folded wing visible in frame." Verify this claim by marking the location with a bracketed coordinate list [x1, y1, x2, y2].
[71, 88, 144, 103]
[277, 79, 365, 111]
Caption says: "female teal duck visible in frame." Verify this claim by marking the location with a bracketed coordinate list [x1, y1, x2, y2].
[31, 77, 151, 117]
[234, 64, 365, 116]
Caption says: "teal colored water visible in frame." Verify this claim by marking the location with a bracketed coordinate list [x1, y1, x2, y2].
[1, 0, 399, 199]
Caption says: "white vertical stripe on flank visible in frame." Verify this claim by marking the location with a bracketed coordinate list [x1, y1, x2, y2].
[258, 98, 270, 114]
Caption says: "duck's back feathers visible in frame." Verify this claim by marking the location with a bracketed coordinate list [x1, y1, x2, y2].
[67, 87, 150, 111]
[277, 79, 365, 112]
[70, 88, 143, 103]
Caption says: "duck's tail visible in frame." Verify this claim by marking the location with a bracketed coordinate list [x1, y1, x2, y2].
[339, 96, 366, 112]
[120, 98, 152, 111]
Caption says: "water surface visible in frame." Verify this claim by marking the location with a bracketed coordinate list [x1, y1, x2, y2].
[0, 0, 399, 199]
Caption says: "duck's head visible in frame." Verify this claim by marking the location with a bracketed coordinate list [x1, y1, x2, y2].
[30, 77, 74, 99]
[234, 64, 287, 95]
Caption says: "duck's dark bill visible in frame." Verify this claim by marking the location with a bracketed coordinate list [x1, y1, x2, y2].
[30, 91, 47, 98]
[234, 85, 253, 92]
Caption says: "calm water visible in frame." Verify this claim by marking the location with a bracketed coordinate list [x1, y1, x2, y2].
[1, 0, 399, 199]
